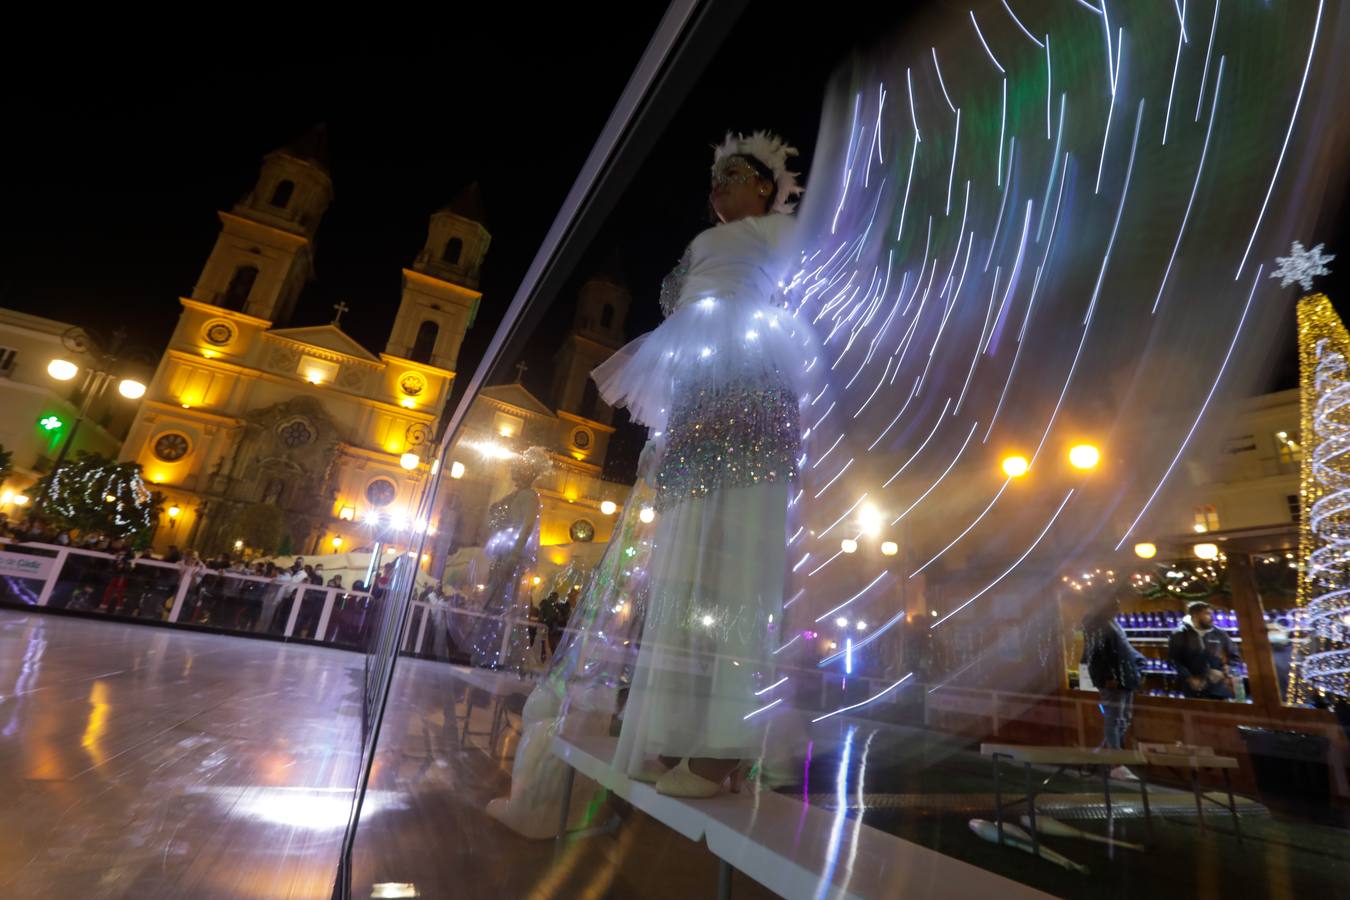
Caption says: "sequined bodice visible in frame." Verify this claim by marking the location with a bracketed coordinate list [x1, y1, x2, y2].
[659, 248, 692, 319]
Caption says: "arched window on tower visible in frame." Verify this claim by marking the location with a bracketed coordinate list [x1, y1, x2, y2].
[270, 180, 295, 208]
[442, 237, 463, 265]
[411, 320, 439, 364]
[580, 380, 599, 420]
[223, 265, 258, 311]
[600, 304, 615, 329]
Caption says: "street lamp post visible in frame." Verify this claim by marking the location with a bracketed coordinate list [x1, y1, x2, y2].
[42, 326, 150, 504]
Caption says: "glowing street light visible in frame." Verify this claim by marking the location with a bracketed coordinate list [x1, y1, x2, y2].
[1001, 455, 1030, 478]
[639, 507, 656, 524]
[841, 538, 858, 554]
[600, 500, 618, 516]
[399, 452, 420, 470]
[880, 541, 898, 556]
[47, 359, 78, 381]
[117, 378, 146, 399]
[1134, 542, 1158, 559]
[1194, 543, 1220, 560]
[858, 504, 883, 536]
[450, 461, 466, 479]
[167, 504, 181, 519]
[331, 536, 344, 550]
[1068, 443, 1101, 470]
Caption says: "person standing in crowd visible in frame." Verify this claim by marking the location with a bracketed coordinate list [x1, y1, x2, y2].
[1169, 600, 1242, 700]
[1081, 589, 1147, 780]
[537, 590, 570, 655]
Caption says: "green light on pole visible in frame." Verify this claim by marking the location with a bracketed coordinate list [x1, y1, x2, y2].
[39, 415, 64, 432]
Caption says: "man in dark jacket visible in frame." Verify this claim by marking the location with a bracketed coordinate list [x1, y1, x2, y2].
[1168, 600, 1242, 699]
[1082, 593, 1148, 769]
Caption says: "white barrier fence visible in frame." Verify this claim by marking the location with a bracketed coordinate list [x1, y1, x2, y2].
[0, 541, 375, 646]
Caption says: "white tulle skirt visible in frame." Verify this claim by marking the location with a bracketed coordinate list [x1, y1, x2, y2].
[592, 293, 815, 432]
[613, 482, 788, 771]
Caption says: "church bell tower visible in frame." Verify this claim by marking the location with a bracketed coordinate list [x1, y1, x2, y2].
[552, 251, 630, 425]
[190, 125, 334, 324]
[385, 183, 491, 373]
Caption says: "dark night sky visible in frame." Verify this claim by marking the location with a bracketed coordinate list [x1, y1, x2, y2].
[1, 5, 1341, 481]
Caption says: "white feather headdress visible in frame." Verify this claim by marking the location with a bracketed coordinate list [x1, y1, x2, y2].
[712, 130, 803, 214]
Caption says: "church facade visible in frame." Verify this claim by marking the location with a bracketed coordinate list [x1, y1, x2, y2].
[121, 130, 630, 573]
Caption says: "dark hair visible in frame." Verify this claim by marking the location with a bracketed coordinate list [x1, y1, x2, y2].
[1187, 600, 1212, 614]
[708, 153, 777, 223]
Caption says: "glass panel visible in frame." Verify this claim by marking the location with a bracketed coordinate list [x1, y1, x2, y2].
[326, 2, 1350, 898]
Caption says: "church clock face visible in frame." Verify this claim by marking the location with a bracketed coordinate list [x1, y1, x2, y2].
[365, 478, 397, 508]
[399, 372, 426, 397]
[153, 432, 190, 462]
[202, 320, 236, 346]
[572, 428, 592, 450]
[569, 519, 596, 543]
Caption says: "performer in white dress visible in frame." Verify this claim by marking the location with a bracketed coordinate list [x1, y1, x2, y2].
[593, 131, 814, 797]
[485, 441, 659, 838]
[468, 446, 550, 671]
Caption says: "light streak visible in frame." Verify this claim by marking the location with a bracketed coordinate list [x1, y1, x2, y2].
[1162, 0, 1185, 145]
[906, 67, 921, 141]
[1094, 29, 1123, 194]
[997, 79, 1007, 187]
[890, 421, 979, 526]
[811, 674, 913, 723]
[895, 133, 919, 243]
[1001, 0, 1043, 47]
[1044, 35, 1052, 140]
[984, 142, 1016, 271]
[946, 108, 960, 215]
[1235, 0, 1323, 280]
[1037, 100, 1143, 466]
[969, 10, 1006, 74]
[808, 548, 845, 578]
[1036, 93, 1066, 241]
[773, 634, 802, 655]
[911, 480, 1012, 577]
[880, 398, 951, 484]
[813, 458, 854, 499]
[744, 698, 783, 720]
[1116, 266, 1263, 548]
[1154, 56, 1224, 314]
[1195, 0, 1219, 122]
[819, 492, 869, 540]
[815, 572, 888, 624]
[812, 433, 843, 469]
[756, 676, 790, 696]
[932, 47, 956, 114]
[931, 488, 1075, 629]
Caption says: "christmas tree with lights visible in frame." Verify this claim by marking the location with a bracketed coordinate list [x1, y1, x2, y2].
[32, 453, 159, 541]
[1280, 242, 1349, 703]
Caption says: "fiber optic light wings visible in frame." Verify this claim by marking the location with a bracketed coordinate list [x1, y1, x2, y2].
[776, 0, 1349, 686]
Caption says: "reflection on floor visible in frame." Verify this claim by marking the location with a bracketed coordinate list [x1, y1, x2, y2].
[0, 610, 363, 899]
[351, 658, 781, 900]
[354, 658, 1350, 899]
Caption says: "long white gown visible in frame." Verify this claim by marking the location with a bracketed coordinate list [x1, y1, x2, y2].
[594, 212, 814, 771]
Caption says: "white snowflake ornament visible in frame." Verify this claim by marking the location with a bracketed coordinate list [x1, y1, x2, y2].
[1271, 241, 1335, 292]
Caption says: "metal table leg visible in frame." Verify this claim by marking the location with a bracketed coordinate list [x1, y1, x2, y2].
[1191, 768, 1206, 830]
[1102, 766, 1114, 839]
[461, 691, 475, 744]
[992, 755, 1005, 845]
[1224, 769, 1242, 843]
[555, 766, 576, 854]
[717, 859, 733, 900]
[1139, 769, 1154, 844]
[1025, 763, 1039, 856]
